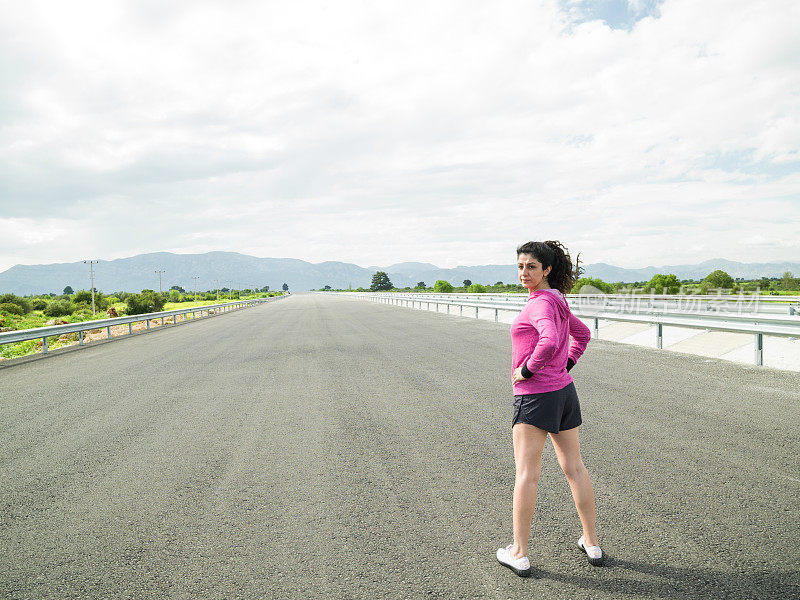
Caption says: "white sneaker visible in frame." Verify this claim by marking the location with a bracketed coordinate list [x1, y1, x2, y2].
[577, 535, 606, 566]
[496, 544, 531, 577]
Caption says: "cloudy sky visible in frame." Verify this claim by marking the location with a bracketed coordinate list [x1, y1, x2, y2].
[0, 0, 798, 273]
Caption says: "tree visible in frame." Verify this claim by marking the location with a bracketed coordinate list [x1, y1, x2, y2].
[321, 285, 332, 291]
[415, 282, 426, 289]
[63, 286, 74, 295]
[370, 272, 393, 291]
[282, 283, 289, 291]
[702, 270, 735, 289]
[433, 280, 454, 293]
[467, 283, 486, 293]
[644, 274, 681, 295]
[781, 271, 798, 291]
[462, 279, 472, 287]
[494, 281, 504, 286]
[574, 277, 613, 294]
[170, 285, 186, 293]
[575, 252, 584, 279]
[261, 286, 270, 292]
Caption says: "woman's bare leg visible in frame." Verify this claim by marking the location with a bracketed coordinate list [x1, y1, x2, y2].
[510, 423, 548, 559]
[549, 427, 599, 547]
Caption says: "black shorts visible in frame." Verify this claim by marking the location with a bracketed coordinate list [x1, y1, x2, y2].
[513, 382, 582, 433]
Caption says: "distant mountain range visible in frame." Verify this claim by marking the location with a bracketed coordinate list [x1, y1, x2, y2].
[0, 252, 797, 295]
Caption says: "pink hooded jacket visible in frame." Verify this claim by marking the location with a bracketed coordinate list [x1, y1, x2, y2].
[511, 288, 591, 394]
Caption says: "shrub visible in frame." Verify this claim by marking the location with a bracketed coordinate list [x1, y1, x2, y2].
[433, 280, 454, 293]
[0, 302, 23, 315]
[43, 299, 75, 317]
[73, 289, 107, 310]
[467, 283, 486, 293]
[31, 298, 48, 311]
[125, 289, 166, 315]
[574, 277, 614, 294]
[643, 274, 680, 295]
[0, 294, 31, 314]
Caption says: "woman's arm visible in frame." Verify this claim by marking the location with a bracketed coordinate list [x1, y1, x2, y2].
[519, 299, 560, 378]
[567, 312, 591, 366]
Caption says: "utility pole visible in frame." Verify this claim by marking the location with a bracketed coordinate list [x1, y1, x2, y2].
[216, 279, 219, 302]
[192, 276, 199, 302]
[229, 282, 233, 301]
[83, 260, 98, 315]
[155, 270, 165, 294]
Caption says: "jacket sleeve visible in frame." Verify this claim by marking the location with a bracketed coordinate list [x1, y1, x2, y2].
[567, 312, 591, 363]
[523, 298, 560, 375]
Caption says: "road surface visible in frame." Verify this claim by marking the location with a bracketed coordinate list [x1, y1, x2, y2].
[1, 293, 798, 599]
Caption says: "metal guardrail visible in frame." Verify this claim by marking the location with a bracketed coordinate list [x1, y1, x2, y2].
[343, 292, 800, 324]
[0, 295, 287, 356]
[362, 292, 800, 314]
[336, 292, 800, 367]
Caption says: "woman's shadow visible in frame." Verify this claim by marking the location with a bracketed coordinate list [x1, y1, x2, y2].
[533, 556, 799, 599]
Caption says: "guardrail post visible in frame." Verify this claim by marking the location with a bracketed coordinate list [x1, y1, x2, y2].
[147, 319, 151, 330]
[495, 308, 498, 322]
[42, 336, 48, 354]
[460, 304, 463, 316]
[436, 302, 439, 312]
[447, 304, 450, 314]
[593, 318, 599, 338]
[107, 326, 111, 339]
[475, 306, 479, 319]
[79, 330, 84, 346]
[755, 333, 763, 366]
[161, 317, 165, 326]
[129, 323, 133, 335]
[657, 323, 663, 349]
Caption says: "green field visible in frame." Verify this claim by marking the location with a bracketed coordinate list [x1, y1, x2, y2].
[0, 293, 282, 360]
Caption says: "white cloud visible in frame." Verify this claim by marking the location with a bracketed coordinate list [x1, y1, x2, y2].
[0, 0, 798, 273]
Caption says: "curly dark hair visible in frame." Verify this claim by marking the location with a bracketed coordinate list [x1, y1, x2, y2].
[516, 240, 576, 294]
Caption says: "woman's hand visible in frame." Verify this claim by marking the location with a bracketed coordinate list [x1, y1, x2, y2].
[512, 366, 528, 385]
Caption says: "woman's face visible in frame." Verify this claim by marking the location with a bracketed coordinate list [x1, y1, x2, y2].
[518, 253, 551, 291]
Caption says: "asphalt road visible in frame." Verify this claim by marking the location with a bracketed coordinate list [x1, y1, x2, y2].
[1, 293, 798, 600]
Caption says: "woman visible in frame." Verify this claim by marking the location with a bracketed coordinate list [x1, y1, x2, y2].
[496, 240, 605, 577]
